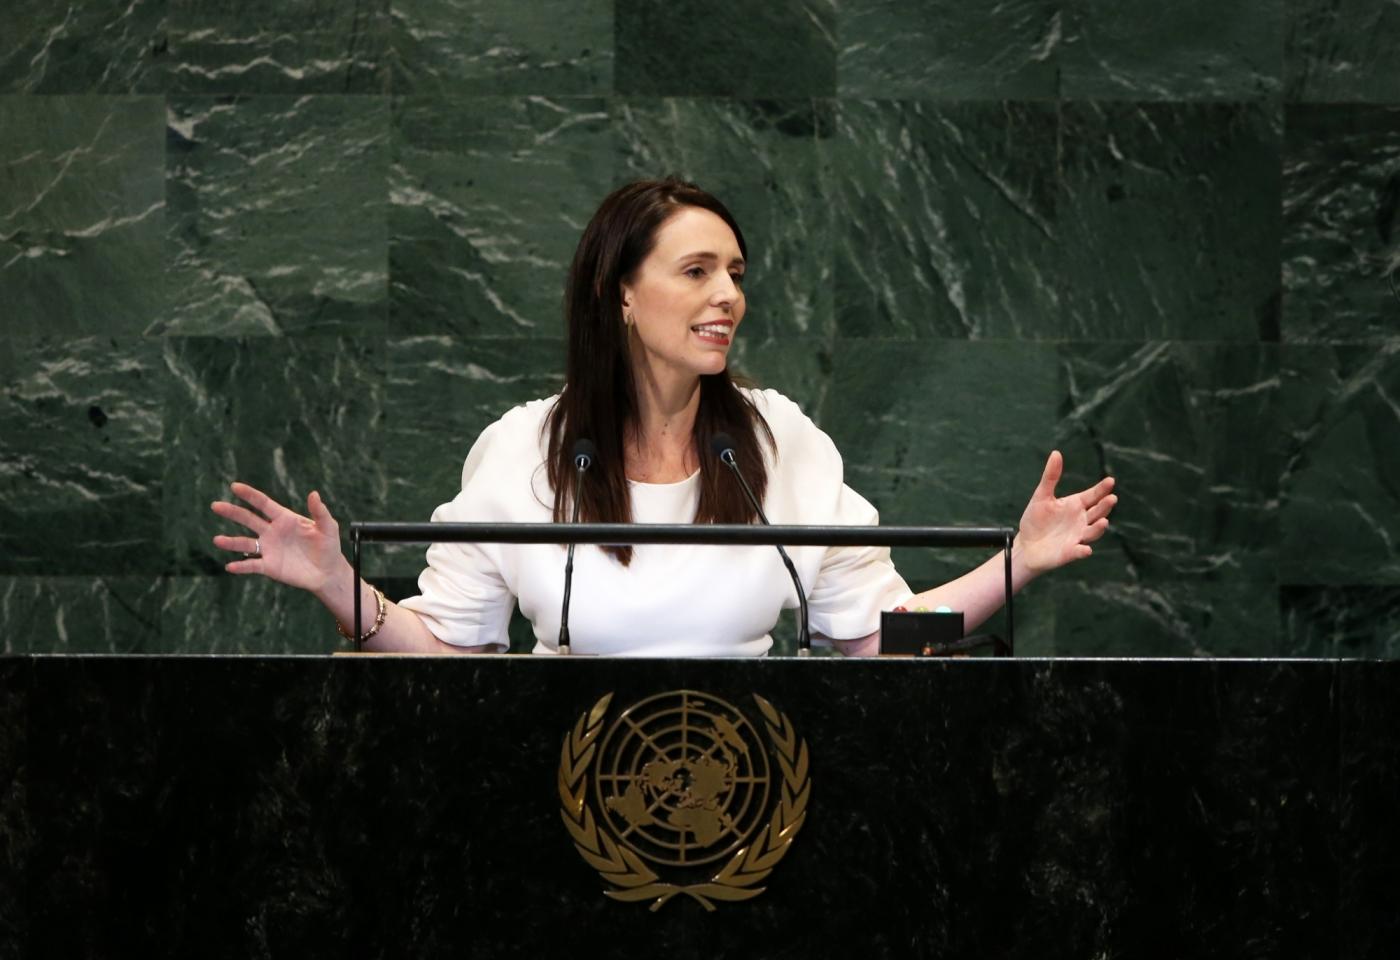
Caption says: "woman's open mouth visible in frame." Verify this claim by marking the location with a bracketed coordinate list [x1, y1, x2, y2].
[691, 321, 732, 344]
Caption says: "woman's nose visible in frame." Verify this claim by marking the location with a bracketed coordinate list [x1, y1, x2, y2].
[711, 274, 739, 306]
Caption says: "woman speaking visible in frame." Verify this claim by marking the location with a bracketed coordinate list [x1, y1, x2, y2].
[211, 178, 1117, 655]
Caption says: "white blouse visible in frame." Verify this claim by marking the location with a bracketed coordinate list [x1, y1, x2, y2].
[398, 389, 913, 656]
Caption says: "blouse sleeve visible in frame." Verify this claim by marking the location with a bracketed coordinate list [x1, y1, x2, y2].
[758, 391, 914, 640]
[396, 418, 517, 652]
[806, 484, 914, 641]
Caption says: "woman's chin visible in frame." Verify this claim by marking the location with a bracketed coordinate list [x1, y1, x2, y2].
[674, 352, 730, 379]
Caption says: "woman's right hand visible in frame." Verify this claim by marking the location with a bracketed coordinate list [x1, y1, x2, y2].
[211, 482, 347, 596]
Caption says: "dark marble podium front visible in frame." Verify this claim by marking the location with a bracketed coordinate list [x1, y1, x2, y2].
[1, 656, 1395, 960]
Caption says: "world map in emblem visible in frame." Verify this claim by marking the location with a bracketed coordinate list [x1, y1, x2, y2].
[594, 690, 771, 867]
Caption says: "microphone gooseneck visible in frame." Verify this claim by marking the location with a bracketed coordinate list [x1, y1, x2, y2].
[711, 432, 812, 656]
[559, 437, 595, 655]
[572, 437, 596, 472]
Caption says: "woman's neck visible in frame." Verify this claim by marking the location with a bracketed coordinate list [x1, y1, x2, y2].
[626, 367, 702, 482]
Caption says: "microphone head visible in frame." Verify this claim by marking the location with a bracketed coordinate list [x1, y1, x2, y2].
[710, 432, 737, 465]
[572, 437, 597, 471]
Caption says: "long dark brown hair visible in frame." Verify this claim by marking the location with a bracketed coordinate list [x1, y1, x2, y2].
[544, 177, 775, 565]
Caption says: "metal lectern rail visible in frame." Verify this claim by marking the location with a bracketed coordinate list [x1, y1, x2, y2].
[347, 522, 1017, 656]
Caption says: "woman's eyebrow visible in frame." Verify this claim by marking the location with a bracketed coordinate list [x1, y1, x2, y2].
[675, 251, 746, 267]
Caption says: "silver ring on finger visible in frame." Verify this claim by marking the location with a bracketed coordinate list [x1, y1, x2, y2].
[243, 538, 262, 560]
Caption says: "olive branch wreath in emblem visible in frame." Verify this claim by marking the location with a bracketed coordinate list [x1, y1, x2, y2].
[557, 692, 811, 912]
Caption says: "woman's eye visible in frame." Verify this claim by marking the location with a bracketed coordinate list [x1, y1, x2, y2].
[685, 266, 706, 279]
[730, 272, 745, 285]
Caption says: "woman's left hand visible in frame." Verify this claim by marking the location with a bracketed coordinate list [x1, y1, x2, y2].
[1016, 450, 1117, 575]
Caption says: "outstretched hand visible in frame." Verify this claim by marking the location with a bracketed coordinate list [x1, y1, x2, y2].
[1016, 451, 1116, 575]
[210, 482, 346, 595]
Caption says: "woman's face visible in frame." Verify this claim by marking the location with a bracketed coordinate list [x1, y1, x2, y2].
[621, 206, 746, 385]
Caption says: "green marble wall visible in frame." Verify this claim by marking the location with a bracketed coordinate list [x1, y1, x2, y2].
[2, 1, 1397, 656]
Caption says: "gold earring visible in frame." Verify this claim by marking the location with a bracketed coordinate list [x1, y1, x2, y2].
[624, 312, 635, 327]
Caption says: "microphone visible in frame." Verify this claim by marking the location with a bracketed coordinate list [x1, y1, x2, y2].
[558, 438, 596, 655]
[710, 432, 812, 657]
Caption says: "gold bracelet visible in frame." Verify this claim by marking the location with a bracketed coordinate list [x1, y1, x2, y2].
[337, 585, 387, 642]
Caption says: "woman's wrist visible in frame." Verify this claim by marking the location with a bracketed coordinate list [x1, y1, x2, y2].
[1009, 534, 1047, 588]
[311, 554, 357, 609]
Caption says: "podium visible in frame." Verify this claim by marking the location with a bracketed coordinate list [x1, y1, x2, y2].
[4, 655, 1395, 959]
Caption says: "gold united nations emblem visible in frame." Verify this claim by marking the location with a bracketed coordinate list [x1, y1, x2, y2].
[558, 690, 810, 912]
